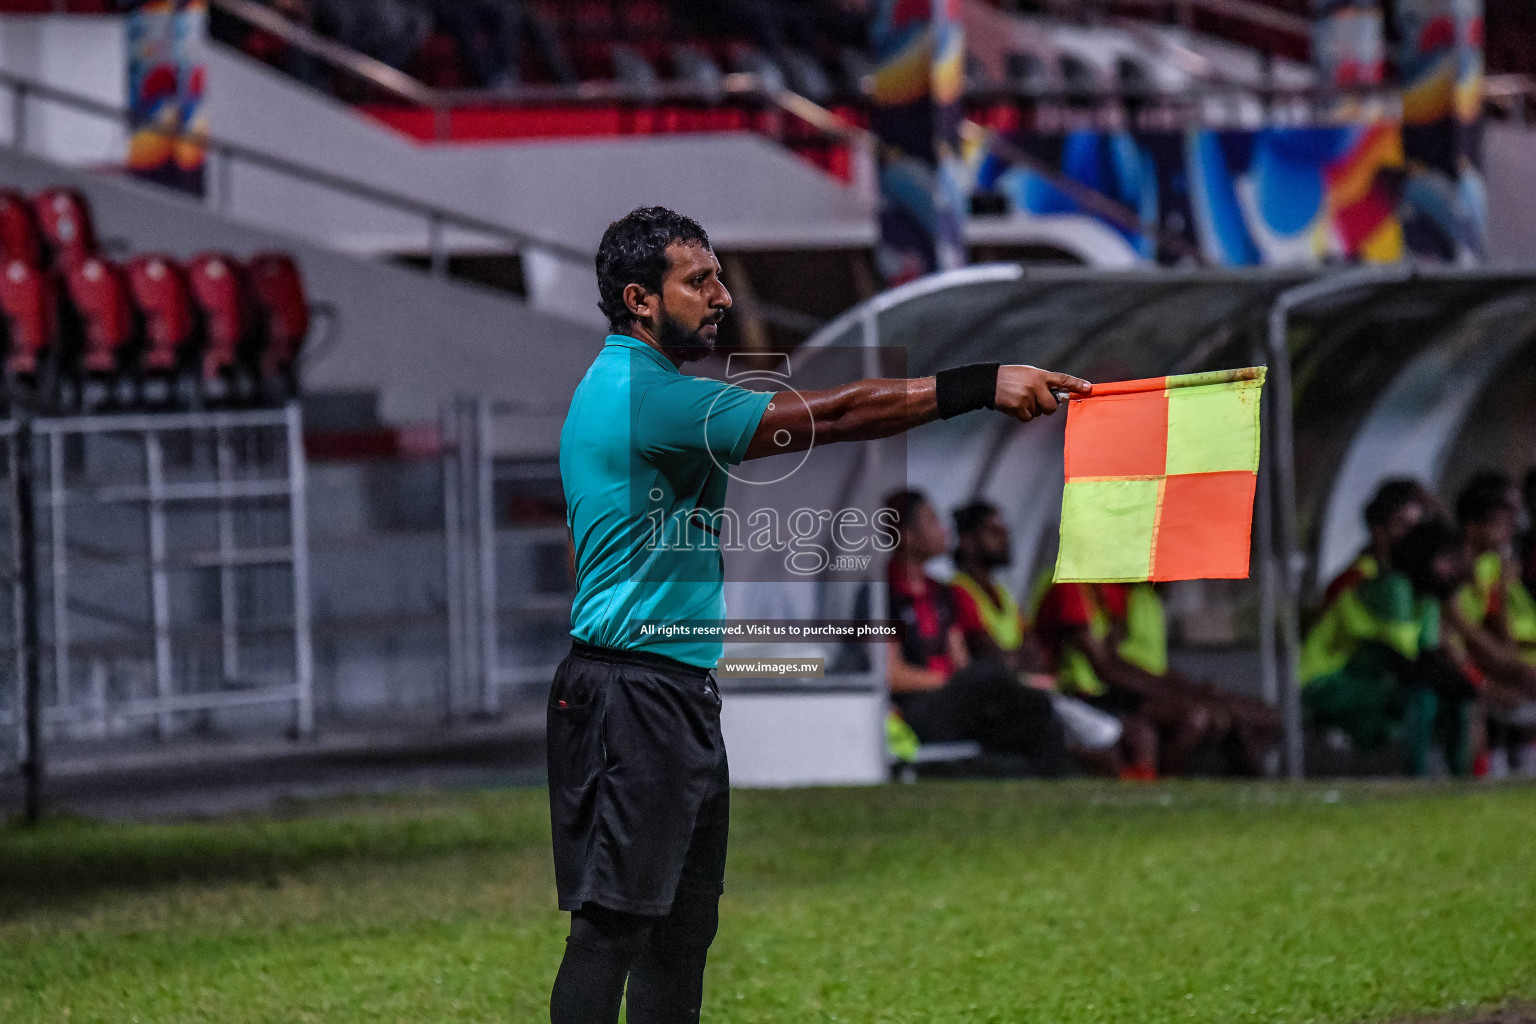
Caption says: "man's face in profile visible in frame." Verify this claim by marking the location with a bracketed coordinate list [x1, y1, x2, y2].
[655, 241, 731, 364]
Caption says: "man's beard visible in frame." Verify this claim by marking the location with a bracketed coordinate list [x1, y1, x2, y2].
[981, 549, 1011, 570]
[656, 304, 721, 365]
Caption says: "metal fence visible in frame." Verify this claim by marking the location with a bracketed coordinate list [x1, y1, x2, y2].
[0, 406, 313, 770]
[1, 393, 894, 796]
[443, 396, 573, 719]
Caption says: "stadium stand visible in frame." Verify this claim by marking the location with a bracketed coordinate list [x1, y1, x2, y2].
[187, 250, 258, 404]
[1102, 0, 1309, 62]
[32, 186, 99, 270]
[1, 0, 1532, 792]
[248, 251, 310, 399]
[1486, 0, 1536, 77]
[0, 189, 45, 268]
[214, 0, 1309, 102]
[0, 256, 57, 381]
[126, 254, 198, 379]
[63, 254, 136, 408]
[0, 183, 314, 412]
[185, 0, 1342, 207]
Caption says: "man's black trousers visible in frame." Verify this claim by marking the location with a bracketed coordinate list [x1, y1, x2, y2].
[546, 640, 729, 1023]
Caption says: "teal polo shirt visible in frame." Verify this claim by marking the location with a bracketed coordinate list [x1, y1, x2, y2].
[560, 334, 773, 668]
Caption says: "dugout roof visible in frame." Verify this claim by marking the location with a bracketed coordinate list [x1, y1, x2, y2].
[799, 263, 1536, 602]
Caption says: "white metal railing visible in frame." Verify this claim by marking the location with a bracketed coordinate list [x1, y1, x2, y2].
[1106, 0, 1311, 40]
[1, 405, 313, 755]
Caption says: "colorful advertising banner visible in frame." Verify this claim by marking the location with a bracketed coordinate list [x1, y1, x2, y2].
[869, 0, 967, 286]
[1395, 0, 1484, 261]
[126, 0, 207, 195]
[1311, 0, 1385, 88]
[971, 119, 1483, 267]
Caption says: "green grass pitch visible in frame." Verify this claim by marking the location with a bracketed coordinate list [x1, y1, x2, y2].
[2, 781, 1534, 1023]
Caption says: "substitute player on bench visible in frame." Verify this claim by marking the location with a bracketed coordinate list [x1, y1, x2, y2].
[548, 206, 1090, 1024]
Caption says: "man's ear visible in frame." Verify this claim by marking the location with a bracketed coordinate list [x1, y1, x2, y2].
[624, 282, 654, 324]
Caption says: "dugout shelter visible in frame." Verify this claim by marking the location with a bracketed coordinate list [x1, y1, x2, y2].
[754, 263, 1536, 781]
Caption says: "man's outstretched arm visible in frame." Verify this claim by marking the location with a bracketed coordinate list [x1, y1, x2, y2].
[742, 365, 1091, 461]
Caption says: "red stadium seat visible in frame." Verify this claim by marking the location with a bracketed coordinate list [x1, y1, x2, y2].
[31, 187, 99, 269]
[0, 258, 58, 377]
[409, 31, 468, 90]
[64, 255, 136, 375]
[247, 252, 309, 380]
[569, 37, 613, 80]
[126, 254, 197, 374]
[564, 0, 615, 33]
[623, 0, 667, 33]
[0, 190, 44, 268]
[186, 251, 254, 383]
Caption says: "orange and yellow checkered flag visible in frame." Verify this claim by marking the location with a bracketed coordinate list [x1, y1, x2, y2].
[1054, 367, 1265, 583]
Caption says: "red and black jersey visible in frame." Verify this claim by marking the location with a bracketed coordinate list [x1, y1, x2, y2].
[886, 559, 959, 682]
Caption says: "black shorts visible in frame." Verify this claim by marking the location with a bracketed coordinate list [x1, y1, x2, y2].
[546, 640, 729, 916]
[1085, 687, 1144, 718]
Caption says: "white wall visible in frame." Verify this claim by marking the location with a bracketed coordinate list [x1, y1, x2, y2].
[0, 14, 127, 166]
[200, 45, 877, 252]
[721, 691, 888, 787]
[1486, 125, 1536, 266]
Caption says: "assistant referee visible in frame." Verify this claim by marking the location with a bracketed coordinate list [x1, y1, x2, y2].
[548, 206, 1090, 1024]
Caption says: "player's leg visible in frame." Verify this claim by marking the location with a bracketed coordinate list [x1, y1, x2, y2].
[1117, 712, 1160, 779]
[624, 887, 721, 1024]
[1051, 694, 1125, 776]
[625, 745, 730, 1024]
[1081, 691, 1157, 779]
[1436, 694, 1474, 777]
[1140, 692, 1213, 775]
[1401, 685, 1439, 777]
[1223, 718, 1272, 776]
[940, 659, 1068, 773]
[545, 648, 683, 1023]
[550, 904, 656, 1024]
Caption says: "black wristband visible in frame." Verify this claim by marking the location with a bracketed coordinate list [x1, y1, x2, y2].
[934, 362, 1001, 419]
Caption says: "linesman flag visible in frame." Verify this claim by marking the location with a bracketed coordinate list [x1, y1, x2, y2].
[1054, 367, 1266, 583]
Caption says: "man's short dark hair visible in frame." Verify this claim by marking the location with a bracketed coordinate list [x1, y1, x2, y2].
[1364, 478, 1424, 528]
[952, 500, 998, 539]
[881, 489, 929, 535]
[1455, 471, 1517, 527]
[595, 206, 711, 334]
[1391, 518, 1461, 598]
